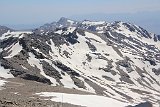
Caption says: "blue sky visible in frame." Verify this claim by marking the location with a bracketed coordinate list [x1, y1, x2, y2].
[0, 0, 160, 33]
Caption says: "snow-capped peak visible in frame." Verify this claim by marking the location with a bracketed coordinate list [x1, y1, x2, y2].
[1, 18, 160, 107]
[0, 25, 14, 36]
[82, 20, 106, 26]
[57, 17, 78, 27]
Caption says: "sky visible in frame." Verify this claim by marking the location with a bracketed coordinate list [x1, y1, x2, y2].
[0, 0, 160, 34]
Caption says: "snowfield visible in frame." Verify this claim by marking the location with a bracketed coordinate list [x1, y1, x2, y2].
[0, 18, 160, 107]
[4, 42, 23, 58]
[82, 20, 106, 26]
[36, 92, 129, 107]
[0, 31, 32, 40]
[0, 63, 13, 90]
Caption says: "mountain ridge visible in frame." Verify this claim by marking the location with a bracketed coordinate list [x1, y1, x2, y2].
[0, 17, 160, 107]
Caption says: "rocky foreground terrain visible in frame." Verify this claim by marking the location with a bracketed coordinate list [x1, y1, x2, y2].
[0, 78, 153, 107]
[0, 77, 90, 107]
[0, 17, 160, 107]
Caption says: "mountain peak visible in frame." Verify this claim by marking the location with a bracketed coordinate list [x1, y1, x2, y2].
[0, 25, 14, 36]
[58, 17, 68, 22]
[57, 17, 76, 25]
[0, 18, 160, 107]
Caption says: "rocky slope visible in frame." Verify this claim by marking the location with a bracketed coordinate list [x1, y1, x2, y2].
[0, 26, 14, 35]
[0, 18, 160, 107]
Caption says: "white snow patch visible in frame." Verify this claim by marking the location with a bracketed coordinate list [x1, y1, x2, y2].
[67, 19, 74, 25]
[63, 27, 76, 35]
[0, 79, 7, 90]
[0, 31, 32, 40]
[21, 65, 28, 70]
[55, 30, 63, 34]
[0, 48, 2, 53]
[37, 92, 129, 107]
[60, 72, 78, 89]
[85, 32, 105, 43]
[82, 21, 106, 26]
[28, 52, 57, 86]
[4, 42, 22, 58]
[0, 64, 14, 78]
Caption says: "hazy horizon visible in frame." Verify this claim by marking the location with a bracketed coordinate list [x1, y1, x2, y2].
[0, 0, 160, 34]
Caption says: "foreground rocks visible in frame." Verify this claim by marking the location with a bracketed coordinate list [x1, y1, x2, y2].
[0, 78, 89, 107]
[0, 77, 157, 107]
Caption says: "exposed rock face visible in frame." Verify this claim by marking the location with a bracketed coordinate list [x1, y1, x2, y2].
[33, 17, 78, 34]
[20, 73, 52, 85]
[127, 102, 153, 107]
[0, 18, 160, 106]
[57, 17, 79, 27]
[157, 35, 160, 41]
[152, 68, 160, 75]
[0, 26, 14, 36]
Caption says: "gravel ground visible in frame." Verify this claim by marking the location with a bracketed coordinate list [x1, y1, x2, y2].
[0, 77, 91, 107]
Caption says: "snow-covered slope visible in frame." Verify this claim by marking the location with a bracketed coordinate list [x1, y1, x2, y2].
[0, 19, 160, 106]
[37, 92, 129, 107]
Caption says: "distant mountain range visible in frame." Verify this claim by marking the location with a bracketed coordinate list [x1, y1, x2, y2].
[0, 17, 160, 107]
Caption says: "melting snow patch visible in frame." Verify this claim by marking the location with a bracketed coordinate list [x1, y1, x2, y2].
[0, 64, 14, 78]
[67, 19, 74, 24]
[0, 79, 6, 90]
[37, 92, 129, 107]
[0, 48, 2, 53]
[82, 21, 106, 25]
[27, 52, 57, 86]
[0, 31, 32, 40]
[4, 42, 22, 58]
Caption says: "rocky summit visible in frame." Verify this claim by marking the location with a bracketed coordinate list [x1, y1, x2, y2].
[0, 17, 160, 107]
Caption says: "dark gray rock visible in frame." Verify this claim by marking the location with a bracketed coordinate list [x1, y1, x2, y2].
[84, 78, 107, 95]
[0, 37, 18, 49]
[0, 58, 13, 69]
[86, 41, 97, 52]
[112, 46, 123, 57]
[122, 23, 136, 32]
[20, 73, 52, 85]
[127, 101, 153, 107]
[152, 68, 160, 75]
[63, 50, 71, 58]
[53, 61, 80, 77]
[154, 34, 158, 42]
[57, 17, 78, 27]
[19, 34, 52, 56]
[102, 75, 115, 81]
[116, 57, 134, 73]
[33, 17, 78, 35]
[63, 32, 79, 44]
[76, 28, 85, 36]
[54, 61, 73, 72]
[157, 35, 160, 41]
[86, 54, 92, 62]
[155, 54, 160, 60]
[144, 58, 156, 66]
[10, 69, 26, 77]
[116, 65, 134, 84]
[41, 61, 62, 85]
[117, 60, 130, 68]
[50, 33, 67, 46]
[138, 27, 152, 39]
[71, 76, 86, 89]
